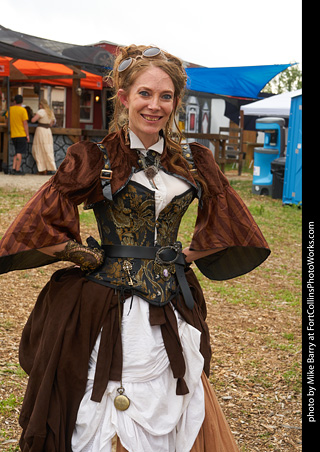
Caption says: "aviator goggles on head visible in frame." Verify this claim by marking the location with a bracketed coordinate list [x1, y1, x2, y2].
[118, 47, 162, 73]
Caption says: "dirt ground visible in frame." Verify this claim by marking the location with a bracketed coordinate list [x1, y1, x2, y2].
[0, 172, 302, 451]
[0, 172, 52, 191]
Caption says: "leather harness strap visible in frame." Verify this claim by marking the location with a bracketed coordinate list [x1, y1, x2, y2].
[96, 143, 113, 201]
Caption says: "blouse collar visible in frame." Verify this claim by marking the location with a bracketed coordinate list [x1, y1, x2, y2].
[129, 130, 164, 155]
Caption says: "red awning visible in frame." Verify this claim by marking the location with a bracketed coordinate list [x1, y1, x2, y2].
[0, 56, 103, 90]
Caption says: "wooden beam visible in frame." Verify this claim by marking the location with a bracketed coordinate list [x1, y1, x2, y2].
[9, 60, 28, 79]
[22, 74, 85, 80]
[240, 110, 244, 156]
[51, 127, 82, 135]
[71, 70, 81, 129]
[184, 132, 227, 140]
[65, 65, 87, 75]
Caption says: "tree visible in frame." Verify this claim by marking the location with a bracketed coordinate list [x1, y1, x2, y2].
[263, 63, 302, 94]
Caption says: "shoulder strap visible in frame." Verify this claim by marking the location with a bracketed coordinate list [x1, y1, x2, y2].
[96, 143, 113, 201]
[181, 143, 196, 172]
[181, 143, 202, 202]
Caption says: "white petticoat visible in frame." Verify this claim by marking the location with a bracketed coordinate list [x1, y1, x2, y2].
[71, 297, 205, 452]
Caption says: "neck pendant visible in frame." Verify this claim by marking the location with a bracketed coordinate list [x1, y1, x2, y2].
[138, 151, 161, 189]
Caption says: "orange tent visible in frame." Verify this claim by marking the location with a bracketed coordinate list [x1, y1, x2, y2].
[0, 56, 103, 90]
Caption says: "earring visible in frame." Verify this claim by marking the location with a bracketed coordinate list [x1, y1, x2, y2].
[123, 121, 130, 145]
[165, 123, 172, 138]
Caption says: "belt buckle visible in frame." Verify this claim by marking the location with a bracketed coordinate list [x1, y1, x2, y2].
[155, 242, 182, 266]
[100, 169, 113, 180]
[154, 242, 182, 281]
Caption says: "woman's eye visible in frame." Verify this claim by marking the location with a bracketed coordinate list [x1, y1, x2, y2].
[139, 90, 149, 97]
[162, 94, 173, 100]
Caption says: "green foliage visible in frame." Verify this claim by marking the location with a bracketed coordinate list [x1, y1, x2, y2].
[263, 63, 302, 94]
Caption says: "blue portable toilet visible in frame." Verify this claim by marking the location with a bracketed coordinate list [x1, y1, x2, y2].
[282, 93, 302, 206]
[252, 117, 285, 196]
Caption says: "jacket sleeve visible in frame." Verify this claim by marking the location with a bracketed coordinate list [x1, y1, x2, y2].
[0, 141, 104, 274]
[189, 142, 270, 280]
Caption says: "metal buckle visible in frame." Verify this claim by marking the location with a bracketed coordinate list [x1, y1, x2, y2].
[155, 242, 182, 266]
[100, 169, 113, 180]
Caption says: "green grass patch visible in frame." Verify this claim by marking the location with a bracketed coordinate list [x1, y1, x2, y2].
[0, 394, 23, 415]
[0, 363, 26, 379]
[79, 207, 96, 227]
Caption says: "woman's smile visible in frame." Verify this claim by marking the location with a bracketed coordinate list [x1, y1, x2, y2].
[141, 114, 162, 121]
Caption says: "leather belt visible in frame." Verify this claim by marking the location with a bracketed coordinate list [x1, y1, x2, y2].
[37, 123, 51, 128]
[102, 244, 194, 310]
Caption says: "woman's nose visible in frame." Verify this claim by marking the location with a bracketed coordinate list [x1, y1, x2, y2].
[148, 96, 161, 110]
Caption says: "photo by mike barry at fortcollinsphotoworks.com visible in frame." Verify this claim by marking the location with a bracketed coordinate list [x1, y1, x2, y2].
[304, 221, 317, 431]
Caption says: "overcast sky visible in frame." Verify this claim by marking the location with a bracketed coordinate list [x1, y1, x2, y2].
[2, 0, 302, 69]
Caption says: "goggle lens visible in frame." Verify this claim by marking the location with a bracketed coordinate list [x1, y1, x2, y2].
[118, 58, 133, 72]
[143, 47, 161, 58]
[118, 47, 162, 73]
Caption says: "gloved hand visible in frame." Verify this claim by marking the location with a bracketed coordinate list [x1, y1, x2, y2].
[54, 237, 104, 272]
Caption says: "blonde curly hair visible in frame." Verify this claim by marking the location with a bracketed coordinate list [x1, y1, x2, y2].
[39, 98, 55, 122]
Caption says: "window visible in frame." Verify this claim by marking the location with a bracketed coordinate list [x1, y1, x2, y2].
[80, 90, 93, 123]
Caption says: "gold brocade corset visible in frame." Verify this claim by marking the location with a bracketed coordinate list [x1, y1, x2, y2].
[87, 181, 195, 305]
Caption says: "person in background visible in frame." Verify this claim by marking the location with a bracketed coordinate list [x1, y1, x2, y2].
[5, 94, 29, 175]
[24, 105, 34, 124]
[31, 98, 56, 175]
[0, 45, 270, 452]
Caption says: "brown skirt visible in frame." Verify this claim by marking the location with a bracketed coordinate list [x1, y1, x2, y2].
[115, 372, 239, 452]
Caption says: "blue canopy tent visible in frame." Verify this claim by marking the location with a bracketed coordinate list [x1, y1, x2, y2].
[186, 64, 293, 99]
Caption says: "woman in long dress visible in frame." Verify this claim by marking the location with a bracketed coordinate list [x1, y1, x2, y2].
[31, 98, 56, 174]
[0, 44, 270, 452]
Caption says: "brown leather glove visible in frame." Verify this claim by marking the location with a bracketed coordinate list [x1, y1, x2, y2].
[54, 239, 104, 272]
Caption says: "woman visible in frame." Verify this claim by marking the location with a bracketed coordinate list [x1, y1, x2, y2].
[0, 45, 270, 452]
[31, 98, 56, 174]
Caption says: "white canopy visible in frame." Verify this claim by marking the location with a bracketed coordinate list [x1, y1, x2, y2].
[240, 89, 302, 117]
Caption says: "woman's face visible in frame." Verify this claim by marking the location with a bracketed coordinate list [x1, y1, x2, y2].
[118, 66, 175, 149]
